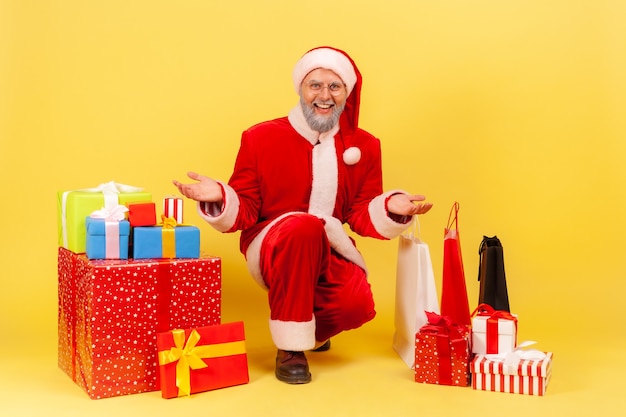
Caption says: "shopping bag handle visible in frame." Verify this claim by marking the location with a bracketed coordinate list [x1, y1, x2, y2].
[403, 214, 421, 240]
[446, 201, 460, 231]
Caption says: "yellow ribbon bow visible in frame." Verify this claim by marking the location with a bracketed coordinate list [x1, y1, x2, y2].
[161, 215, 177, 229]
[158, 329, 246, 397]
[161, 215, 177, 258]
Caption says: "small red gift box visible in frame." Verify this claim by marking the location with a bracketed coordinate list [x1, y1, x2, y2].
[57, 247, 221, 399]
[414, 312, 471, 386]
[127, 202, 157, 226]
[471, 350, 553, 396]
[471, 303, 518, 355]
[157, 322, 249, 398]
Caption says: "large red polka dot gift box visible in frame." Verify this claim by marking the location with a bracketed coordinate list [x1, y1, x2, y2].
[57, 247, 221, 399]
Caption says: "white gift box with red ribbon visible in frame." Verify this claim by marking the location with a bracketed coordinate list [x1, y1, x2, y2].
[471, 304, 518, 354]
[471, 342, 553, 396]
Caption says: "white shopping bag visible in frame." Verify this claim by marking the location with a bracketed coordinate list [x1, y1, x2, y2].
[392, 216, 440, 369]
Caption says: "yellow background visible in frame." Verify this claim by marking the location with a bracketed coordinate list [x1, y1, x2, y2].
[1, 1, 624, 416]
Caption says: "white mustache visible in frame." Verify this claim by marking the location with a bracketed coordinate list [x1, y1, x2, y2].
[314, 100, 334, 106]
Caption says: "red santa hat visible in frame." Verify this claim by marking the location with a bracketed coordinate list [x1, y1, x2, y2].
[292, 46, 363, 164]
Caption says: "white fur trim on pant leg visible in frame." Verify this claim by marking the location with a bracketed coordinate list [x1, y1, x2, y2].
[245, 211, 306, 290]
[196, 181, 239, 232]
[369, 190, 412, 239]
[270, 318, 316, 351]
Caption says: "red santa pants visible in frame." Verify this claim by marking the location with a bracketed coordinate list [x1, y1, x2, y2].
[260, 213, 376, 349]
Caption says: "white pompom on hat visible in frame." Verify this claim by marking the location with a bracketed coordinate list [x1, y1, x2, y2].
[292, 47, 358, 95]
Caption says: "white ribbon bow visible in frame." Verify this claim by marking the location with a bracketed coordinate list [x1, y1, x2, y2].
[89, 203, 129, 259]
[80, 181, 144, 209]
[81, 180, 143, 194]
[484, 340, 548, 367]
[89, 204, 129, 221]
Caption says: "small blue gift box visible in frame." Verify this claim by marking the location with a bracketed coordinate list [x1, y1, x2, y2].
[133, 225, 200, 259]
[85, 217, 130, 259]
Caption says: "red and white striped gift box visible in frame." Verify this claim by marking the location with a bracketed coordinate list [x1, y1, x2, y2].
[471, 352, 553, 396]
[164, 197, 184, 224]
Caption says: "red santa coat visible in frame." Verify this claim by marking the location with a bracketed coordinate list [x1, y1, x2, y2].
[198, 106, 410, 289]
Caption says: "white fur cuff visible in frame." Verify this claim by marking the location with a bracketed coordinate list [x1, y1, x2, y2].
[369, 190, 412, 239]
[196, 181, 239, 232]
[269, 318, 316, 351]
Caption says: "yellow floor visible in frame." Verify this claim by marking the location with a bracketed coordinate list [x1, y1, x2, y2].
[1, 298, 622, 417]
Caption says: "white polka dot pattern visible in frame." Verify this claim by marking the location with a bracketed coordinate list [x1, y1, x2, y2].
[414, 326, 471, 387]
[57, 247, 221, 399]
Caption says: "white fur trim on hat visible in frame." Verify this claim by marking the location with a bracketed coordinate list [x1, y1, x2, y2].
[293, 48, 357, 95]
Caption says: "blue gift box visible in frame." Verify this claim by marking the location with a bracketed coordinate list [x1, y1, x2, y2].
[133, 225, 200, 259]
[85, 217, 131, 259]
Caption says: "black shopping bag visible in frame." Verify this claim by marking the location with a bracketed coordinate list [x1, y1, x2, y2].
[477, 235, 510, 312]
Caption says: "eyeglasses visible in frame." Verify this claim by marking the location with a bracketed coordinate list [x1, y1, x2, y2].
[303, 81, 346, 96]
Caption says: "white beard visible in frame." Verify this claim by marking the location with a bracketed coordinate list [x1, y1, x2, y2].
[300, 97, 345, 133]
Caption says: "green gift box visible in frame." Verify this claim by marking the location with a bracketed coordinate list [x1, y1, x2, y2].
[57, 181, 152, 253]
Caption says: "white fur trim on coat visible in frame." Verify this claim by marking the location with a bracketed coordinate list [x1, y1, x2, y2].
[269, 317, 316, 351]
[319, 215, 367, 272]
[196, 181, 239, 232]
[309, 135, 338, 217]
[368, 190, 413, 239]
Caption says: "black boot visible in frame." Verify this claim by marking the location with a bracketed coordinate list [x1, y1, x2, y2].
[311, 340, 331, 352]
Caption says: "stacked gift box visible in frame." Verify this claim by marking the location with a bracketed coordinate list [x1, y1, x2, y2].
[413, 303, 553, 396]
[57, 181, 249, 399]
[408, 211, 554, 396]
[469, 304, 553, 396]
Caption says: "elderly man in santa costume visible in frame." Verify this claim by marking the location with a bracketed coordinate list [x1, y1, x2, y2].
[173, 46, 432, 384]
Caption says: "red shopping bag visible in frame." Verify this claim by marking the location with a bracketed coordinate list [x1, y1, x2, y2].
[440, 202, 471, 326]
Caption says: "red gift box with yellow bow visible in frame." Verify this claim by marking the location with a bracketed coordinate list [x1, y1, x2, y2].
[157, 322, 249, 398]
